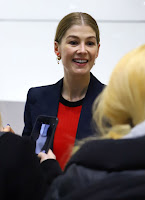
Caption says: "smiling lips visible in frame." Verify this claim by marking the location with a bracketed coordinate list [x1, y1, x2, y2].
[72, 59, 88, 64]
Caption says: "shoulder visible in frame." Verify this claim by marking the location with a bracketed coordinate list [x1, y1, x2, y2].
[28, 79, 63, 95]
[67, 136, 145, 171]
[26, 79, 63, 102]
[45, 163, 96, 199]
[90, 73, 105, 87]
[85, 73, 105, 98]
[46, 138, 145, 199]
[0, 132, 35, 156]
[52, 166, 145, 200]
[0, 132, 40, 175]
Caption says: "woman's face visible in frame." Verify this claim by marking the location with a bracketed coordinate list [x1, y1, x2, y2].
[55, 25, 100, 77]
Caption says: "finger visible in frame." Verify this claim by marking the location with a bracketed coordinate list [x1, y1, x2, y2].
[3, 125, 15, 133]
[38, 152, 45, 158]
[47, 149, 56, 159]
[6, 124, 15, 133]
[38, 152, 49, 163]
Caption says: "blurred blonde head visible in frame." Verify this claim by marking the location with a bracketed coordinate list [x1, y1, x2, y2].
[93, 44, 145, 139]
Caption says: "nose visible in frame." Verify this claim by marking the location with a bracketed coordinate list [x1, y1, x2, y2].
[77, 43, 87, 54]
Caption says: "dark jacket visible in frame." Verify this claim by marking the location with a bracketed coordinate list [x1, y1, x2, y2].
[0, 132, 46, 200]
[44, 128, 145, 200]
[22, 73, 104, 140]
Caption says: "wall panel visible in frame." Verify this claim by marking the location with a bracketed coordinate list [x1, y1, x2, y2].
[0, 0, 145, 20]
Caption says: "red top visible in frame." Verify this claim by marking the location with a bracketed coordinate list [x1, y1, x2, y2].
[53, 96, 83, 170]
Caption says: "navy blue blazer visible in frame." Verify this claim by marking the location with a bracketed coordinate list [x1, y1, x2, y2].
[22, 73, 104, 140]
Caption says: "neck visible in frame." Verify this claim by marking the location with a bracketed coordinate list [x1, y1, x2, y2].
[62, 73, 90, 102]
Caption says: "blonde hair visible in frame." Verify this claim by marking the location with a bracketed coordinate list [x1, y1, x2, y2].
[93, 44, 145, 139]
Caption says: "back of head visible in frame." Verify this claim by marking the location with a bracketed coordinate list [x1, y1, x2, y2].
[93, 44, 145, 138]
[0, 132, 45, 200]
[54, 12, 100, 45]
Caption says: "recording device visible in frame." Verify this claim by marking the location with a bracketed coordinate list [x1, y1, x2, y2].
[31, 115, 58, 154]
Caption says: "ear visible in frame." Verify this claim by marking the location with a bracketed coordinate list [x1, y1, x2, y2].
[54, 41, 60, 56]
[96, 43, 100, 58]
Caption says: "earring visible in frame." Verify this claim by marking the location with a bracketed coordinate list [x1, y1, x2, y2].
[56, 53, 61, 64]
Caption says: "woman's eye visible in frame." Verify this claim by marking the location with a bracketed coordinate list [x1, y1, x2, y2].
[69, 41, 78, 45]
[87, 41, 95, 46]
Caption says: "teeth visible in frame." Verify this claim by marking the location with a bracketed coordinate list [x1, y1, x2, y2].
[73, 59, 88, 63]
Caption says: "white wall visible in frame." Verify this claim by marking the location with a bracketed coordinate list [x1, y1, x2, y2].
[0, 0, 145, 134]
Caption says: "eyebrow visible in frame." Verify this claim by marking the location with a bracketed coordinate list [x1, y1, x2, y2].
[66, 35, 96, 40]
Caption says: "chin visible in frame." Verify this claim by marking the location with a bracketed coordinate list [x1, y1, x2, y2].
[73, 70, 90, 76]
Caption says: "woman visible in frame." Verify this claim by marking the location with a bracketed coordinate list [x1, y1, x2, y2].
[22, 12, 104, 169]
[39, 44, 145, 199]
